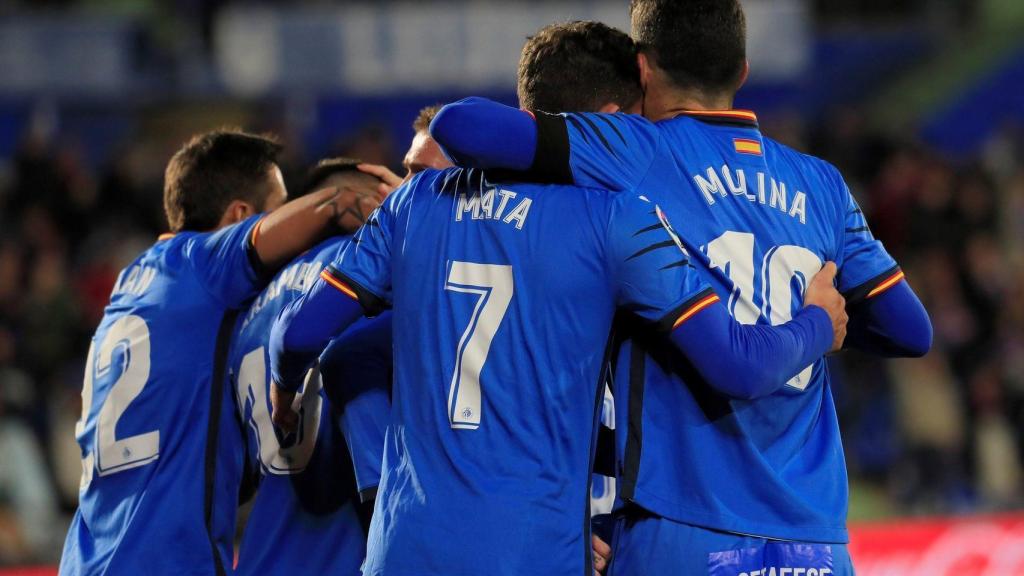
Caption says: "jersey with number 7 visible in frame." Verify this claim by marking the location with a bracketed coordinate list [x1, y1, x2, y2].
[323, 168, 713, 576]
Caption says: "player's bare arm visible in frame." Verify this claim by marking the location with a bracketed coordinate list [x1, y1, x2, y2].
[254, 183, 381, 271]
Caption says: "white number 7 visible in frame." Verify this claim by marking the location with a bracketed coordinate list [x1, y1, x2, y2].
[444, 261, 514, 429]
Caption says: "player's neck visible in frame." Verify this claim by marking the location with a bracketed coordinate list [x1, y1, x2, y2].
[644, 84, 736, 122]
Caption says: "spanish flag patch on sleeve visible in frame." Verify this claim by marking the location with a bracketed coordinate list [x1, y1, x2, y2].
[320, 268, 359, 301]
[655, 288, 722, 333]
[733, 138, 763, 156]
[867, 269, 905, 299]
[673, 292, 720, 329]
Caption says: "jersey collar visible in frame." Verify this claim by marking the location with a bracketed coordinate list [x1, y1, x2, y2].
[675, 109, 758, 129]
[157, 233, 176, 241]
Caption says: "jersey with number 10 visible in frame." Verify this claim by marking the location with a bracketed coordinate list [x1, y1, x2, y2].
[61, 216, 265, 575]
[229, 237, 390, 576]
[530, 109, 902, 542]
[324, 168, 712, 576]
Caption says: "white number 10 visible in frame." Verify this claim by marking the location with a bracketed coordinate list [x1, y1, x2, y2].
[706, 231, 822, 390]
[444, 261, 514, 429]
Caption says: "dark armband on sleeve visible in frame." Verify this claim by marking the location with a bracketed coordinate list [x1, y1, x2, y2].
[842, 265, 904, 305]
[655, 288, 720, 333]
[528, 112, 574, 184]
[244, 217, 275, 283]
[321, 265, 389, 317]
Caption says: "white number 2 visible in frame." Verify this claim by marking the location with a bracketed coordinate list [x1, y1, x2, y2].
[444, 262, 514, 429]
[78, 314, 159, 487]
[706, 231, 822, 390]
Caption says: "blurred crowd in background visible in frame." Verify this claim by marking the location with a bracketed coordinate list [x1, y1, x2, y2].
[3, 99, 1023, 567]
[1, 0, 1024, 567]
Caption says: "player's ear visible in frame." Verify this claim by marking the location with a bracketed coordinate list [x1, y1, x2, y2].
[637, 52, 653, 89]
[597, 102, 622, 114]
[219, 199, 257, 229]
[736, 60, 750, 91]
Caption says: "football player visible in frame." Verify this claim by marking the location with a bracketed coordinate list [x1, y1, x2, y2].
[429, 4, 933, 574]
[60, 130, 379, 575]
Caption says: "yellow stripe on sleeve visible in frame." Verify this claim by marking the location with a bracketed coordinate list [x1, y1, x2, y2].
[319, 270, 359, 301]
[866, 271, 905, 299]
[672, 293, 721, 330]
[249, 217, 265, 251]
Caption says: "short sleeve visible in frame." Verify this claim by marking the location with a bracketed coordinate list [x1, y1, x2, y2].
[606, 194, 717, 331]
[835, 178, 901, 304]
[534, 111, 661, 192]
[319, 313, 392, 501]
[325, 186, 403, 316]
[186, 214, 267, 308]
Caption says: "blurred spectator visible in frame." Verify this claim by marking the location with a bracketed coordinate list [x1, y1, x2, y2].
[0, 328, 61, 565]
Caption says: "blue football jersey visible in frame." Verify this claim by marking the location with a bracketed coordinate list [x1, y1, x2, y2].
[322, 167, 712, 576]
[229, 237, 391, 576]
[528, 109, 901, 543]
[61, 215, 267, 576]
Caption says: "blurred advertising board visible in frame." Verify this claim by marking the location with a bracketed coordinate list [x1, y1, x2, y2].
[849, 513, 1024, 575]
[216, 0, 809, 96]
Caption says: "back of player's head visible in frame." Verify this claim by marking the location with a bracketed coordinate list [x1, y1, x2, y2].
[517, 21, 640, 113]
[412, 104, 443, 134]
[629, 0, 747, 98]
[303, 157, 381, 196]
[164, 128, 283, 232]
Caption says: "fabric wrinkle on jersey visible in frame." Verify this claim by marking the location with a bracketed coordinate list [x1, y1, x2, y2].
[60, 215, 266, 576]
[323, 167, 712, 576]
[536, 109, 900, 543]
[229, 235, 390, 576]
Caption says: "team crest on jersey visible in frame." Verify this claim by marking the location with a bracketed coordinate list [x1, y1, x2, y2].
[655, 205, 689, 256]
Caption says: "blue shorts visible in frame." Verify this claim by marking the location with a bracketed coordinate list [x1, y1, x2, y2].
[608, 508, 854, 576]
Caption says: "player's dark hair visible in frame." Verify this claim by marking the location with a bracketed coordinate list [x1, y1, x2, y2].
[304, 157, 363, 195]
[412, 105, 443, 133]
[518, 21, 640, 113]
[163, 128, 283, 232]
[303, 155, 385, 195]
[629, 0, 746, 97]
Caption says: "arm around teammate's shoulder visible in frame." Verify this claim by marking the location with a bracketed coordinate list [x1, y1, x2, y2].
[254, 184, 382, 273]
[269, 189, 399, 433]
[430, 97, 539, 171]
[431, 97, 659, 191]
[268, 276, 365, 432]
[668, 263, 847, 400]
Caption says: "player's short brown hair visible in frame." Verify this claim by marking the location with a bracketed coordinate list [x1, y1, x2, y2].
[630, 0, 747, 97]
[412, 105, 443, 133]
[163, 129, 283, 232]
[517, 21, 641, 113]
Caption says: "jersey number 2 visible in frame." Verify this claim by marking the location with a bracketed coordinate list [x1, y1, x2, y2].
[78, 315, 159, 488]
[444, 262, 514, 430]
[706, 231, 822, 390]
